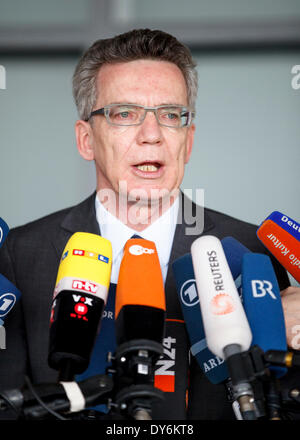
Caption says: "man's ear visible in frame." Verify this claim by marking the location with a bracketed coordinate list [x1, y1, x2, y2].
[184, 123, 195, 164]
[75, 120, 95, 161]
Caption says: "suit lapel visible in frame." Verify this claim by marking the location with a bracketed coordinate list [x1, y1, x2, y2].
[51, 192, 100, 260]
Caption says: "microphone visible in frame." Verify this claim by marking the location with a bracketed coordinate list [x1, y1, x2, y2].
[257, 211, 300, 283]
[48, 232, 112, 381]
[0, 374, 113, 420]
[221, 237, 251, 292]
[264, 349, 300, 369]
[263, 211, 300, 241]
[113, 238, 165, 419]
[171, 253, 229, 385]
[242, 253, 287, 377]
[0, 218, 17, 328]
[0, 274, 21, 329]
[242, 252, 288, 419]
[191, 235, 256, 420]
[115, 238, 165, 345]
[0, 217, 9, 249]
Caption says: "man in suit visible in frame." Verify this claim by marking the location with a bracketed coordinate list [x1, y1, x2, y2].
[0, 28, 298, 420]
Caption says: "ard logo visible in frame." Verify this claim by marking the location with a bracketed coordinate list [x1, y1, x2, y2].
[180, 279, 199, 307]
[0, 293, 16, 318]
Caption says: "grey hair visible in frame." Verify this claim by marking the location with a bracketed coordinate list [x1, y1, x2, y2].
[72, 28, 198, 121]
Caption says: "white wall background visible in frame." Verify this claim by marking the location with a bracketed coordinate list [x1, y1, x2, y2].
[183, 50, 300, 225]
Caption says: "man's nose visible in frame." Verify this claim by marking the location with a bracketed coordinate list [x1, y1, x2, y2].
[136, 110, 163, 145]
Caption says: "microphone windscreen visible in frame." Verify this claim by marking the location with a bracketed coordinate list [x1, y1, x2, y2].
[262, 211, 300, 241]
[0, 274, 21, 325]
[242, 253, 287, 377]
[191, 235, 252, 359]
[48, 232, 112, 373]
[172, 253, 228, 384]
[257, 218, 300, 283]
[54, 232, 112, 301]
[221, 237, 251, 282]
[115, 238, 165, 345]
[0, 217, 9, 249]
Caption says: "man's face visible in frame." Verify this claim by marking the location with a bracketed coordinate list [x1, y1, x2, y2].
[77, 59, 195, 204]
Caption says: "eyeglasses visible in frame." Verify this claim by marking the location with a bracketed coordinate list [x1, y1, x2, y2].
[87, 103, 195, 128]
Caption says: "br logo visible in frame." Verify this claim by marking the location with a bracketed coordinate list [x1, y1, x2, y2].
[251, 280, 276, 299]
[180, 279, 199, 307]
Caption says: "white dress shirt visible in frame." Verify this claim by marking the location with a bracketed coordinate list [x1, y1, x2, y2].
[95, 194, 179, 284]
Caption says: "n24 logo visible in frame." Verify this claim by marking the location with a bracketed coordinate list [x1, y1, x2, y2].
[155, 337, 176, 392]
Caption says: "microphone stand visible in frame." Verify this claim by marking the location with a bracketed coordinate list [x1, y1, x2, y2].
[3, 343, 300, 420]
[0, 374, 113, 420]
[0, 338, 165, 421]
[107, 339, 165, 420]
[223, 344, 257, 420]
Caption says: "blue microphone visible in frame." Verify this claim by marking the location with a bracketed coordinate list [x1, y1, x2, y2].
[0, 218, 9, 249]
[172, 253, 229, 384]
[241, 253, 287, 378]
[221, 237, 251, 293]
[0, 274, 21, 327]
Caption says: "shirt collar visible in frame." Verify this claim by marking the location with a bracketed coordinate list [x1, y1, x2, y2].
[95, 194, 179, 269]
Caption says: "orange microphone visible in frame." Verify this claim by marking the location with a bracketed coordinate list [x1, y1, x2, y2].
[113, 238, 166, 419]
[115, 238, 166, 345]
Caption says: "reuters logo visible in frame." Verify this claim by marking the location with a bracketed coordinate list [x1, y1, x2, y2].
[210, 293, 235, 315]
[129, 245, 155, 256]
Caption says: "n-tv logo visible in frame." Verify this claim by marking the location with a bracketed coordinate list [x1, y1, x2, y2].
[0, 293, 16, 318]
[251, 280, 277, 300]
[72, 280, 98, 294]
[180, 279, 199, 307]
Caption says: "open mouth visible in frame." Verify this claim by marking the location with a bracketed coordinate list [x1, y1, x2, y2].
[135, 162, 161, 172]
[132, 161, 164, 178]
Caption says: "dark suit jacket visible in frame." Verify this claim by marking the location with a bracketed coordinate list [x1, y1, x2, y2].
[0, 192, 291, 420]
